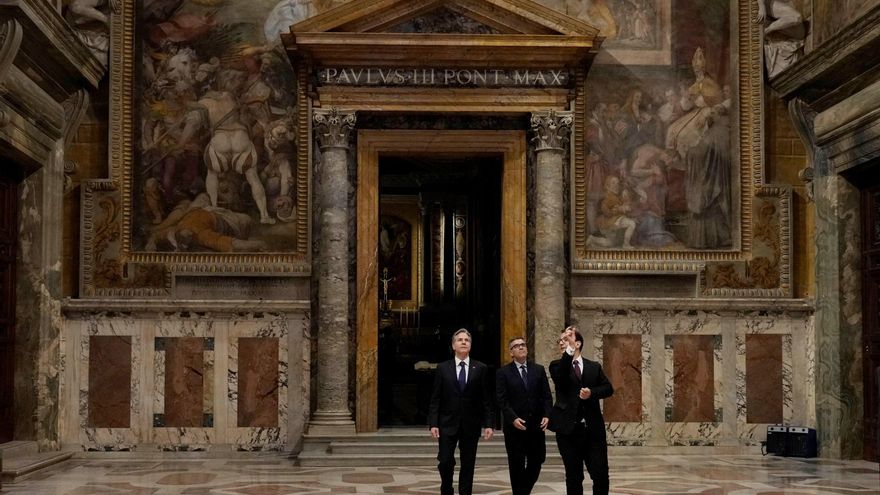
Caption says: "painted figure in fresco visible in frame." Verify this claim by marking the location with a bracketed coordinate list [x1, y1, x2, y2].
[665, 48, 723, 160]
[685, 104, 732, 249]
[145, 193, 267, 252]
[177, 69, 276, 225]
[596, 175, 637, 249]
[567, 0, 618, 39]
[755, 0, 805, 78]
[261, 118, 297, 222]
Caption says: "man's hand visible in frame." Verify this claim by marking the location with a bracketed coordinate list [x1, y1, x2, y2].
[483, 428, 494, 440]
[579, 387, 592, 400]
[430, 427, 440, 439]
[560, 327, 575, 350]
[540, 417, 549, 431]
[512, 418, 527, 431]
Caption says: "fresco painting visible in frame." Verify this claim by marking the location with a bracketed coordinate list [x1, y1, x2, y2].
[544, 0, 735, 251]
[133, 0, 345, 253]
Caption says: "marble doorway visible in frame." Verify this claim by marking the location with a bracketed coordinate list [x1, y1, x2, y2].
[356, 130, 527, 432]
[377, 154, 503, 427]
[0, 169, 19, 443]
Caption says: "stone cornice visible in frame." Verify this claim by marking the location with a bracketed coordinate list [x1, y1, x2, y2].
[571, 297, 814, 314]
[769, 4, 880, 112]
[0, 0, 104, 93]
[62, 298, 311, 318]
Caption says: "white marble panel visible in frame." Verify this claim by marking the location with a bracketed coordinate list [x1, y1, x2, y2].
[227, 317, 290, 451]
[79, 317, 141, 451]
[150, 319, 217, 451]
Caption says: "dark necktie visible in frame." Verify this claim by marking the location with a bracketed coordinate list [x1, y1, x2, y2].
[573, 359, 582, 381]
[458, 361, 467, 390]
[519, 364, 528, 388]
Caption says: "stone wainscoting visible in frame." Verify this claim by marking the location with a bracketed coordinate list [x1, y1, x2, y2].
[60, 301, 309, 452]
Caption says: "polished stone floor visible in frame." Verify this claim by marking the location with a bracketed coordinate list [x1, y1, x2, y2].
[2, 454, 877, 494]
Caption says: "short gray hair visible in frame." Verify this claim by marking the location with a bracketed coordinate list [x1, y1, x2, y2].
[451, 328, 472, 343]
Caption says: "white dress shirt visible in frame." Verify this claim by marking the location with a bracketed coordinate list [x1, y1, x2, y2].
[454, 356, 470, 383]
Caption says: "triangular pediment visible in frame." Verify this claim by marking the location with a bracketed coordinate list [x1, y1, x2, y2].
[289, 0, 599, 37]
[388, 6, 503, 35]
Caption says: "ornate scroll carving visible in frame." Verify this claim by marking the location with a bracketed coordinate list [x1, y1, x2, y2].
[0, 19, 23, 82]
[530, 110, 572, 151]
[788, 97, 827, 201]
[62, 89, 90, 193]
[313, 108, 356, 151]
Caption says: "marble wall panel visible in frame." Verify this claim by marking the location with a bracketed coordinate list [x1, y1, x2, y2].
[237, 338, 279, 428]
[228, 318, 289, 451]
[77, 318, 141, 450]
[588, 312, 653, 445]
[735, 318, 795, 444]
[87, 335, 131, 428]
[746, 334, 783, 424]
[149, 320, 218, 450]
[161, 337, 206, 428]
[602, 335, 642, 422]
[670, 335, 717, 422]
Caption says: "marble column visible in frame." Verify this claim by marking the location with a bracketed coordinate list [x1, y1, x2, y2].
[789, 99, 864, 458]
[309, 108, 356, 435]
[531, 110, 572, 368]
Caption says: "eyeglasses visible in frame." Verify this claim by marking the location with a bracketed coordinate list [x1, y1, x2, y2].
[509, 343, 526, 350]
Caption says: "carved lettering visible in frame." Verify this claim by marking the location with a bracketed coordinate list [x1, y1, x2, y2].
[316, 67, 569, 88]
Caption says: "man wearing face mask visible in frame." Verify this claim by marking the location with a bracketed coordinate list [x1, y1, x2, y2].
[549, 326, 614, 495]
[496, 337, 552, 495]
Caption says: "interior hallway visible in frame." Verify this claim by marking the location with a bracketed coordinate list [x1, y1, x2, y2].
[2, 454, 877, 494]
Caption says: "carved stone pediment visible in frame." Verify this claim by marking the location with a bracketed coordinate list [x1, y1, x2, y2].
[283, 0, 601, 69]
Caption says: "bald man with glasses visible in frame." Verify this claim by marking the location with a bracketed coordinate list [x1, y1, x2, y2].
[496, 337, 552, 495]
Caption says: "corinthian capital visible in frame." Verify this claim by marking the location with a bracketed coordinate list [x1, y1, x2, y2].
[313, 108, 356, 151]
[530, 110, 573, 151]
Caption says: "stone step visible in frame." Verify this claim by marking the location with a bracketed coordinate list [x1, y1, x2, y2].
[0, 441, 38, 458]
[0, 451, 74, 483]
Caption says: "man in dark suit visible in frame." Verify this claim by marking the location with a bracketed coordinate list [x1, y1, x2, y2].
[496, 337, 552, 495]
[428, 328, 494, 495]
[549, 326, 614, 495]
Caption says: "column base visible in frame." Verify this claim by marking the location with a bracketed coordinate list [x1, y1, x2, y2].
[308, 410, 356, 436]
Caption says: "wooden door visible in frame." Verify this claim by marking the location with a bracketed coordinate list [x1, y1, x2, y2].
[0, 171, 18, 443]
[863, 183, 880, 462]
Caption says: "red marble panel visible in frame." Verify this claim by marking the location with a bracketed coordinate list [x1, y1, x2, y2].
[164, 337, 204, 427]
[672, 335, 715, 422]
[237, 338, 279, 427]
[746, 334, 783, 423]
[88, 336, 131, 428]
[602, 335, 642, 422]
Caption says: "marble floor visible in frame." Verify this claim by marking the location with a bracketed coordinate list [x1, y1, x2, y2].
[2, 455, 877, 494]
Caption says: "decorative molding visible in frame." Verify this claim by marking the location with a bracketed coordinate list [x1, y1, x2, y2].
[0, 19, 22, 82]
[61, 89, 89, 192]
[530, 110, 572, 152]
[571, 296, 813, 313]
[313, 108, 357, 151]
[788, 98, 830, 182]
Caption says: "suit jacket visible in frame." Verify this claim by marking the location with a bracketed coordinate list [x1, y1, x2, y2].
[548, 351, 613, 435]
[496, 361, 552, 429]
[428, 358, 494, 436]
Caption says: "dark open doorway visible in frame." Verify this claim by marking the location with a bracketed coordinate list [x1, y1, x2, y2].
[377, 154, 502, 427]
[0, 168, 19, 443]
